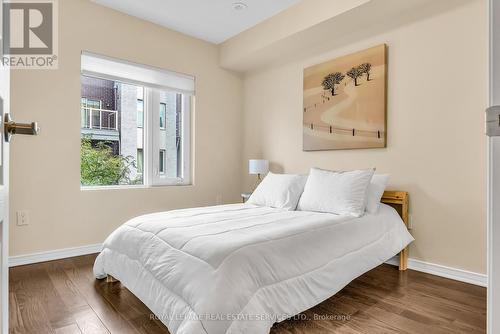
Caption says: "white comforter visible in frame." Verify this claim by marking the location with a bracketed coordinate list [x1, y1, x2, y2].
[94, 203, 413, 334]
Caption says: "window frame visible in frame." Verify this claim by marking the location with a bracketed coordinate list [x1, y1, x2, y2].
[80, 78, 192, 190]
[149, 88, 191, 186]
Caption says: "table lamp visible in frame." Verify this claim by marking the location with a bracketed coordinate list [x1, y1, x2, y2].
[249, 159, 269, 190]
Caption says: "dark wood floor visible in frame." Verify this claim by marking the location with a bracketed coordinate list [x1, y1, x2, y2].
[9, 254, 486, 334]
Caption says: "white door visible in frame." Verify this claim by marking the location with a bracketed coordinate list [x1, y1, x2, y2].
[0, 62, 39, 334]
[0, 7, 9, 332]
[0, 0, 9, 330]
[0, 2, 40, 331]
[489, 1, 500, 333]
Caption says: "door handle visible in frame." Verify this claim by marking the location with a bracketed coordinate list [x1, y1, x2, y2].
[4, 113, 40, 142]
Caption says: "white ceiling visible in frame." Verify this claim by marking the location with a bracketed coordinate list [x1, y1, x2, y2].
[91, 0, 301, 44]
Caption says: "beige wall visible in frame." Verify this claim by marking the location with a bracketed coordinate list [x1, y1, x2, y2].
[241, 0, 487, 273]
[9, 0, 243, 256]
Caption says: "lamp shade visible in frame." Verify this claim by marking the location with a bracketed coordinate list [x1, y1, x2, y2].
[249, 159, 269, 175]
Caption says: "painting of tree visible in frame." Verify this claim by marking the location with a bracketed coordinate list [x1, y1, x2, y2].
[322, 72, 345, 96]
[346, 67, 364, 86]
[358, 63, 372, 81]
[303, 44, 387, 151]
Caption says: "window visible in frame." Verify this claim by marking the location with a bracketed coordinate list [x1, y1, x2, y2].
[159, 149, 166, 174]
[81, 98, 89, 128]
[81, 97, 101, 109]
[137, 99, 144, 128]
[137, 149, 143, 174]
[81, 97, 102, 129]
[160, 103, 166, 129]
[80, 52, 193, 187]
[152, 90, 188, 183]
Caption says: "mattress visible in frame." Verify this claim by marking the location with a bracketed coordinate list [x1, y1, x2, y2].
[93, 203, 413, 334]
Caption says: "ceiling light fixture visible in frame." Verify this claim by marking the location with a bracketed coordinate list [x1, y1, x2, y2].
[232, 2, 248, 11]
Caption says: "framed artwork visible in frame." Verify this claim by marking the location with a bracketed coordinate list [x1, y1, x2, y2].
[303, 44, 387, 151]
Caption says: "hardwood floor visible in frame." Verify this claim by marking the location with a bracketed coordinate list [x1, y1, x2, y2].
[9, 254, 486, 334]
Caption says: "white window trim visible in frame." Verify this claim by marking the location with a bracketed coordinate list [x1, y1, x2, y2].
[182, 96, 192, 185]
[81, 52, 195, 95]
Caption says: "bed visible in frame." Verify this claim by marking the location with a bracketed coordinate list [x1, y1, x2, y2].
[93, 191, 413, 334]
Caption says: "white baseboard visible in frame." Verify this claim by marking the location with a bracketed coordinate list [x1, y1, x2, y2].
[9, 243, 102, 267]
[386, 256, 487, 287]
[8, 244, 487, 287]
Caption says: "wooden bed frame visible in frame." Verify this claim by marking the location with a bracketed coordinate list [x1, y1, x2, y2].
[381, 190, 409, 271]
[106, 191, 411, 283]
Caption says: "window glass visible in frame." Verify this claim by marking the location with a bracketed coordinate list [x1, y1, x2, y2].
[80, 75, 144, 186]
[137, 99, 144, 128]
[137, 149, 143, 174]
[159, 149, 166, 174]
[155, 91, 185, 181]
[160, 103, 166, 129]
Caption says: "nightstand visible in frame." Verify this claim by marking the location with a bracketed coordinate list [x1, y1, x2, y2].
[241, 192, 252, 203]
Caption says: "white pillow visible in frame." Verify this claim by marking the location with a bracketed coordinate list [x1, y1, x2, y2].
[247, 172, 308, 210]
[365, 174, 390, 214]
[297, 168, 375, 217]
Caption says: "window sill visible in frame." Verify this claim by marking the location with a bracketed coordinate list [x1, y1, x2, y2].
[81, 183, 193, 191]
